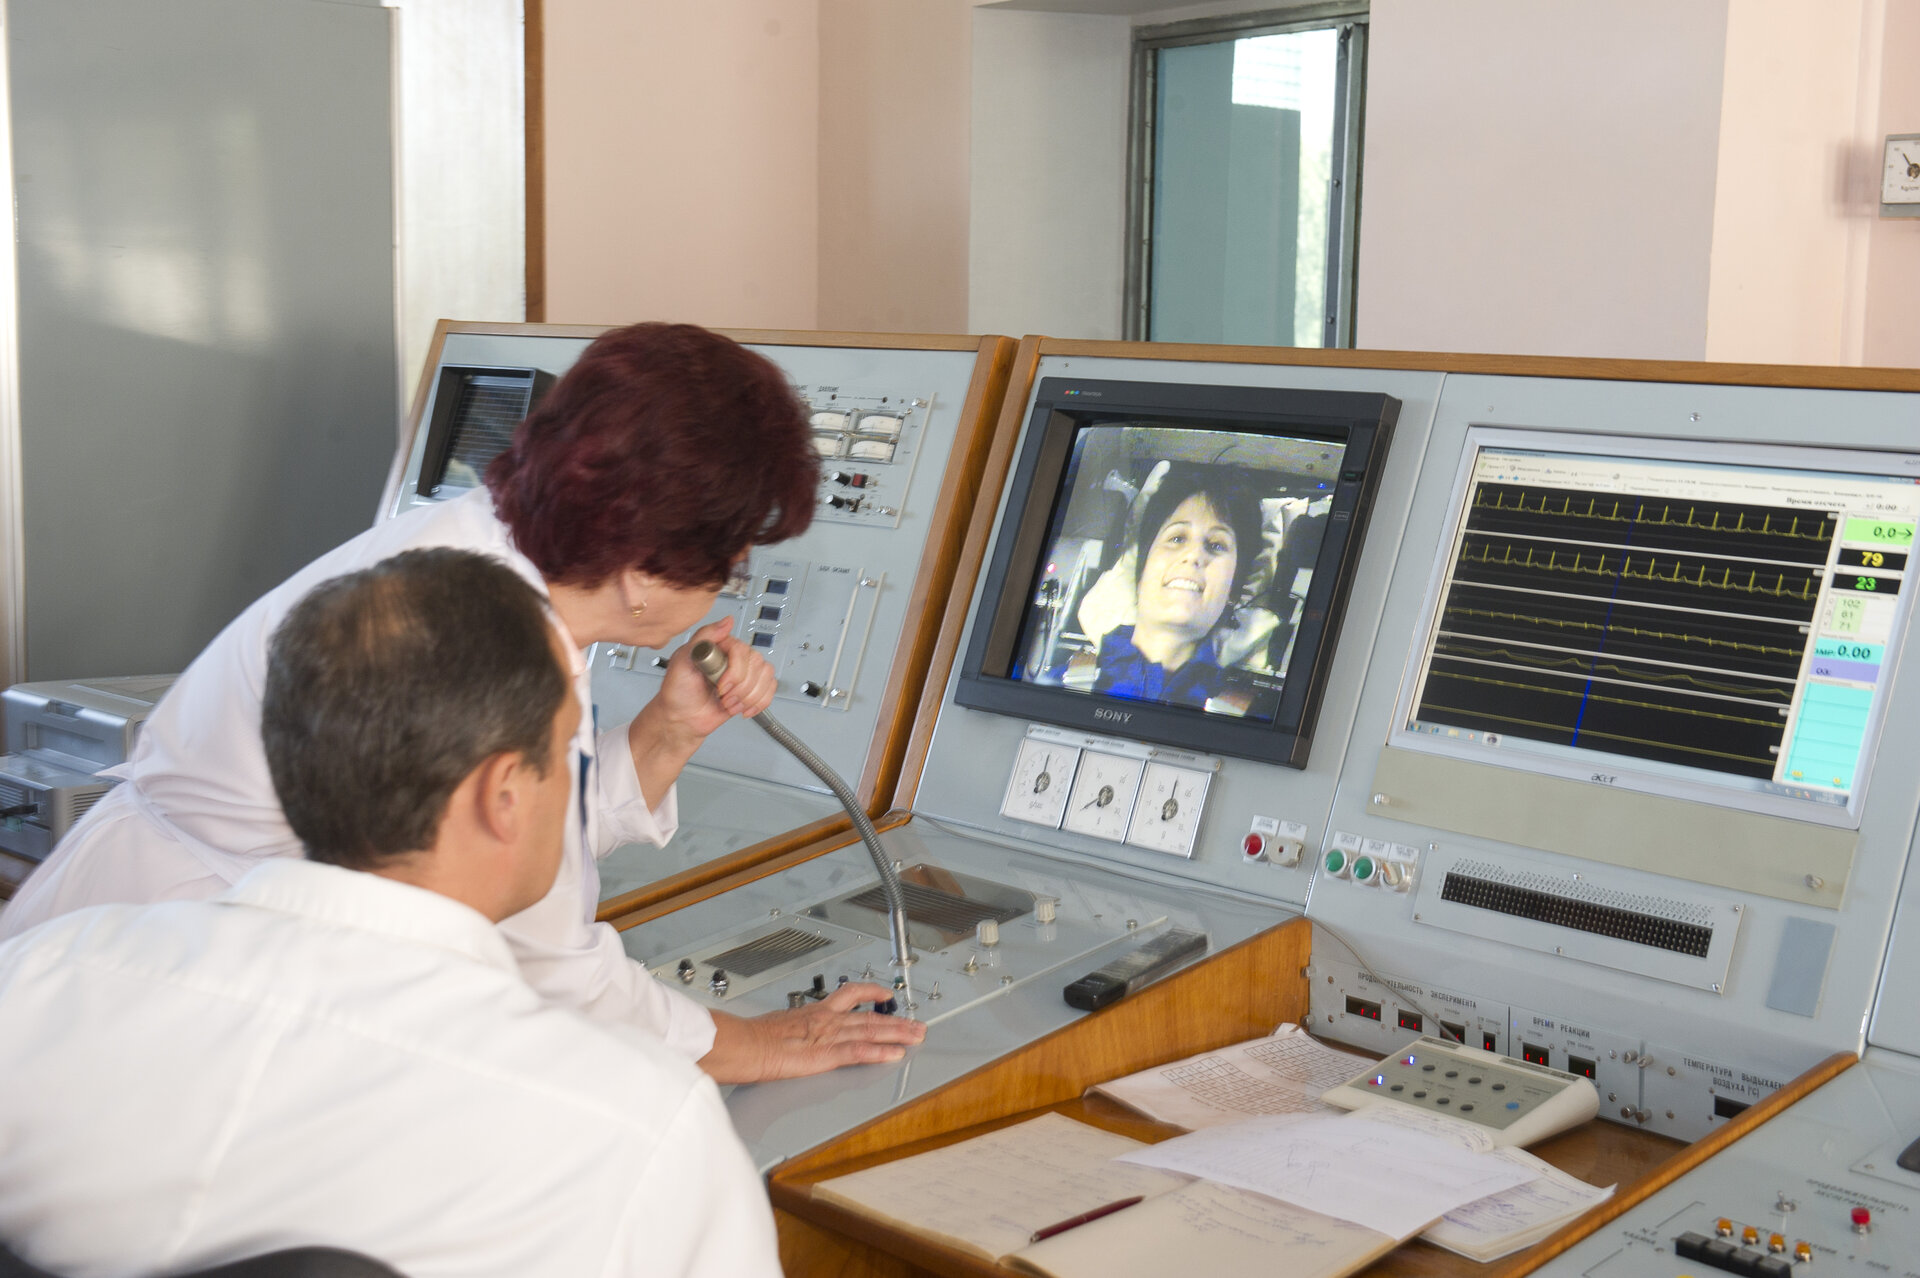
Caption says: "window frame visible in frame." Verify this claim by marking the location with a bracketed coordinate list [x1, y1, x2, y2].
[1123, 4, 1370, 348]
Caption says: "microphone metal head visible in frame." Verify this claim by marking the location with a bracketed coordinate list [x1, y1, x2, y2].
[689, 639, 728, 684]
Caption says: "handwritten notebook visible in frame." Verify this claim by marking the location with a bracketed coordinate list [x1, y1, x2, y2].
[809, 1112, 1398, 1278]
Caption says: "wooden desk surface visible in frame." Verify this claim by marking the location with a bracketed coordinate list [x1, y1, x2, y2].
[770, 1092, 1683, 1278]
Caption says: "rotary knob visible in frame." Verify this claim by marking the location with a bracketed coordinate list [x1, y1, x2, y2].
[975, 918, 1001, 947]
[1034, 898, 1057, 925]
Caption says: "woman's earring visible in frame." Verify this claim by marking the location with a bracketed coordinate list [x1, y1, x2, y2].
[629, 599, 647, 618]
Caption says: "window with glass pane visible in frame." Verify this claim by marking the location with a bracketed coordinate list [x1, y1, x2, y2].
[1133, 17, 1363, 347]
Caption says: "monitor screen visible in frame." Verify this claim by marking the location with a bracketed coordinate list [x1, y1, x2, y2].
[958, 378, 1398, 767]
[1392, 429, 1920, 827]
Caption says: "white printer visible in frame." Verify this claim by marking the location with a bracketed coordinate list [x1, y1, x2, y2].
[0, 675, 175, 862]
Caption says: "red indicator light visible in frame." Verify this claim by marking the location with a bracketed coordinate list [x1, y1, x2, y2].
[1852, 1206, 1871, 1230]
[1403, 1055, 1418, 1066]
[1242, 833, 1265, 859]
[1371, 1074, 1386, 1087]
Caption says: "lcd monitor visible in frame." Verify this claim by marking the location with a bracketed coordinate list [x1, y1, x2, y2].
[1390, 429, 1920, 828]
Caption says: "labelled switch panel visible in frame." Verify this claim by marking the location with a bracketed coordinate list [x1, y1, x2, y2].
[1639, 1039, 1791, 1143]
[1506, 1004, 1644, 1130]
[802, 386, 934, 529]
[1309, 956, 1509, 1059]
[751, 558, 883, 711]
[1322, 830, 1420, 892]
[600, 553, 882, 712]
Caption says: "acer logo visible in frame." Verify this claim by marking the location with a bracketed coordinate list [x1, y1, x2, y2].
[1093, 708, 1132, 723]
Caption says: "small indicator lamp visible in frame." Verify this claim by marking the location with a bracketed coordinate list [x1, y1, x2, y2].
[1852, 1206, 1872, 1233]
[1371, 1074, 1386, 1087]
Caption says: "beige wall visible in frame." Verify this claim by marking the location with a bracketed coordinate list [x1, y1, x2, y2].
[1865, 0, 1920, 367]
[542, 1, 821, 329]
[1704, 0, 1880, 365]
[817, 0, 973, 333]
[540, 1, 1919, 366]
[1356, 0, 1731, 359]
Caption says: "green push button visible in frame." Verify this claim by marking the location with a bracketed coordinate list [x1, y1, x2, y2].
[1352, 855, 1376, 882]
[1325, 849, 1348, 876]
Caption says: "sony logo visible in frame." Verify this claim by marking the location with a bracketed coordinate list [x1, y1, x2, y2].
[1093, 708, 1132, 724]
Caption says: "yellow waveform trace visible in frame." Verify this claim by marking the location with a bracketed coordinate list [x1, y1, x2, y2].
[1420, 698, 1776, 768]
[1461, 540, 1816, 599]
[1472, 486, 1832, 543]
[1437, 642, 1792, 700]
[1441, 606, 1804, 659]
[1427, 668, 1782, 730]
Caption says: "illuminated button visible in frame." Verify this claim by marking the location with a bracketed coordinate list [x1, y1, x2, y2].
[1324, 849, 1349, 877]
[1768, 1233, 1785, 1253]
[1794, 1241, 1812, 1262]
[1370, 1074, 1386, 1087]
[1242, 832, 1266, 860]
[1742, 1225, 1759, 1246]
[1351, 855, 1377, 883]
[1403, 1055, 1418, 1066]
[1851, 1206, 1871, 1232]
[1715, 1219, 1733, 1237]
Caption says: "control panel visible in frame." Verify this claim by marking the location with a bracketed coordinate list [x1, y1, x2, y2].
[380, 325, 1011, 906]
[1321, 1036, 1600, 1146]
[1531, 1054, 1920, 1277]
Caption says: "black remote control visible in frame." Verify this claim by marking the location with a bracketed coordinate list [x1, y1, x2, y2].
[1063, 927, 1209, 1011]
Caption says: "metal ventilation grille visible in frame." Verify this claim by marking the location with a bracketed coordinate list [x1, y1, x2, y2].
[705, 928, 834, 977]
[69, 789, 104, 820]
[1440, 870, 1714, 957]
[845, 882, 1028, 933]
[0, 781, 24, 809]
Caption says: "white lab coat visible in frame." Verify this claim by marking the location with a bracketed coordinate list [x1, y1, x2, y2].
[0, 489, 717, 1058]
[0, 859, 779, 1278]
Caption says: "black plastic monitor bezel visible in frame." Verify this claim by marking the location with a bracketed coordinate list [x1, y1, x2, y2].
[956, 376, 1399, 768]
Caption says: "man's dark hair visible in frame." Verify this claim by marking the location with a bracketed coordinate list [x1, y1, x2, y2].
[261, 548, 570, 870]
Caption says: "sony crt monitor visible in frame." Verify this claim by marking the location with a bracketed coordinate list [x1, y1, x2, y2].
[1390, 428, 1920, 829]
[957, 378, 1398, 767]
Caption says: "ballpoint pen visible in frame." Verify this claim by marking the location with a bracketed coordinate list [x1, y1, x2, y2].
[1028, 1195, 1145, 1244]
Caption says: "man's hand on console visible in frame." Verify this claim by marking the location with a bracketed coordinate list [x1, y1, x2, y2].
[697, 981, 927, 1084]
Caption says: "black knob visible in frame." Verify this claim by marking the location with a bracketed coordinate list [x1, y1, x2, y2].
[874, 998, 897, 1016]
[801, 681, 823, 697]
[810, 974, 827, 998]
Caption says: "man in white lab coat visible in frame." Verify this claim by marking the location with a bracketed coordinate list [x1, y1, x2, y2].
[0, 549, 781, 1278]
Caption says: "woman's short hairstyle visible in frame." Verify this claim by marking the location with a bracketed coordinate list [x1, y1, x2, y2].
[486, 323, 818, 589]
[261, 548, 570, 870]
[1131, 463, 1265, 603]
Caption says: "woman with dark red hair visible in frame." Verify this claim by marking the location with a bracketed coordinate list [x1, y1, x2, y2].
[1, 322, 925, 1081]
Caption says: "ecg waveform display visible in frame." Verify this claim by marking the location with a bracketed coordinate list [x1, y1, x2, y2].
[1413, 482, 1831, 780]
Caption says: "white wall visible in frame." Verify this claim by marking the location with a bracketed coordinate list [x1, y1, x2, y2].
[1704, 0, 1880, 366]
[968, 8, 1131, 339]
[1356, 0, 1731, 359]
[390, 0, 526, 403]
[1864, 0, 1920, 368]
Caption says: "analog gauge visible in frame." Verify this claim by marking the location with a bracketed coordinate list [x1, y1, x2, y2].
[1125, 761, 1212, 858]
[1000, 738, 1079, 828]
[1062, 751, 1145, 842]
[1883, 134, 1920, 209]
